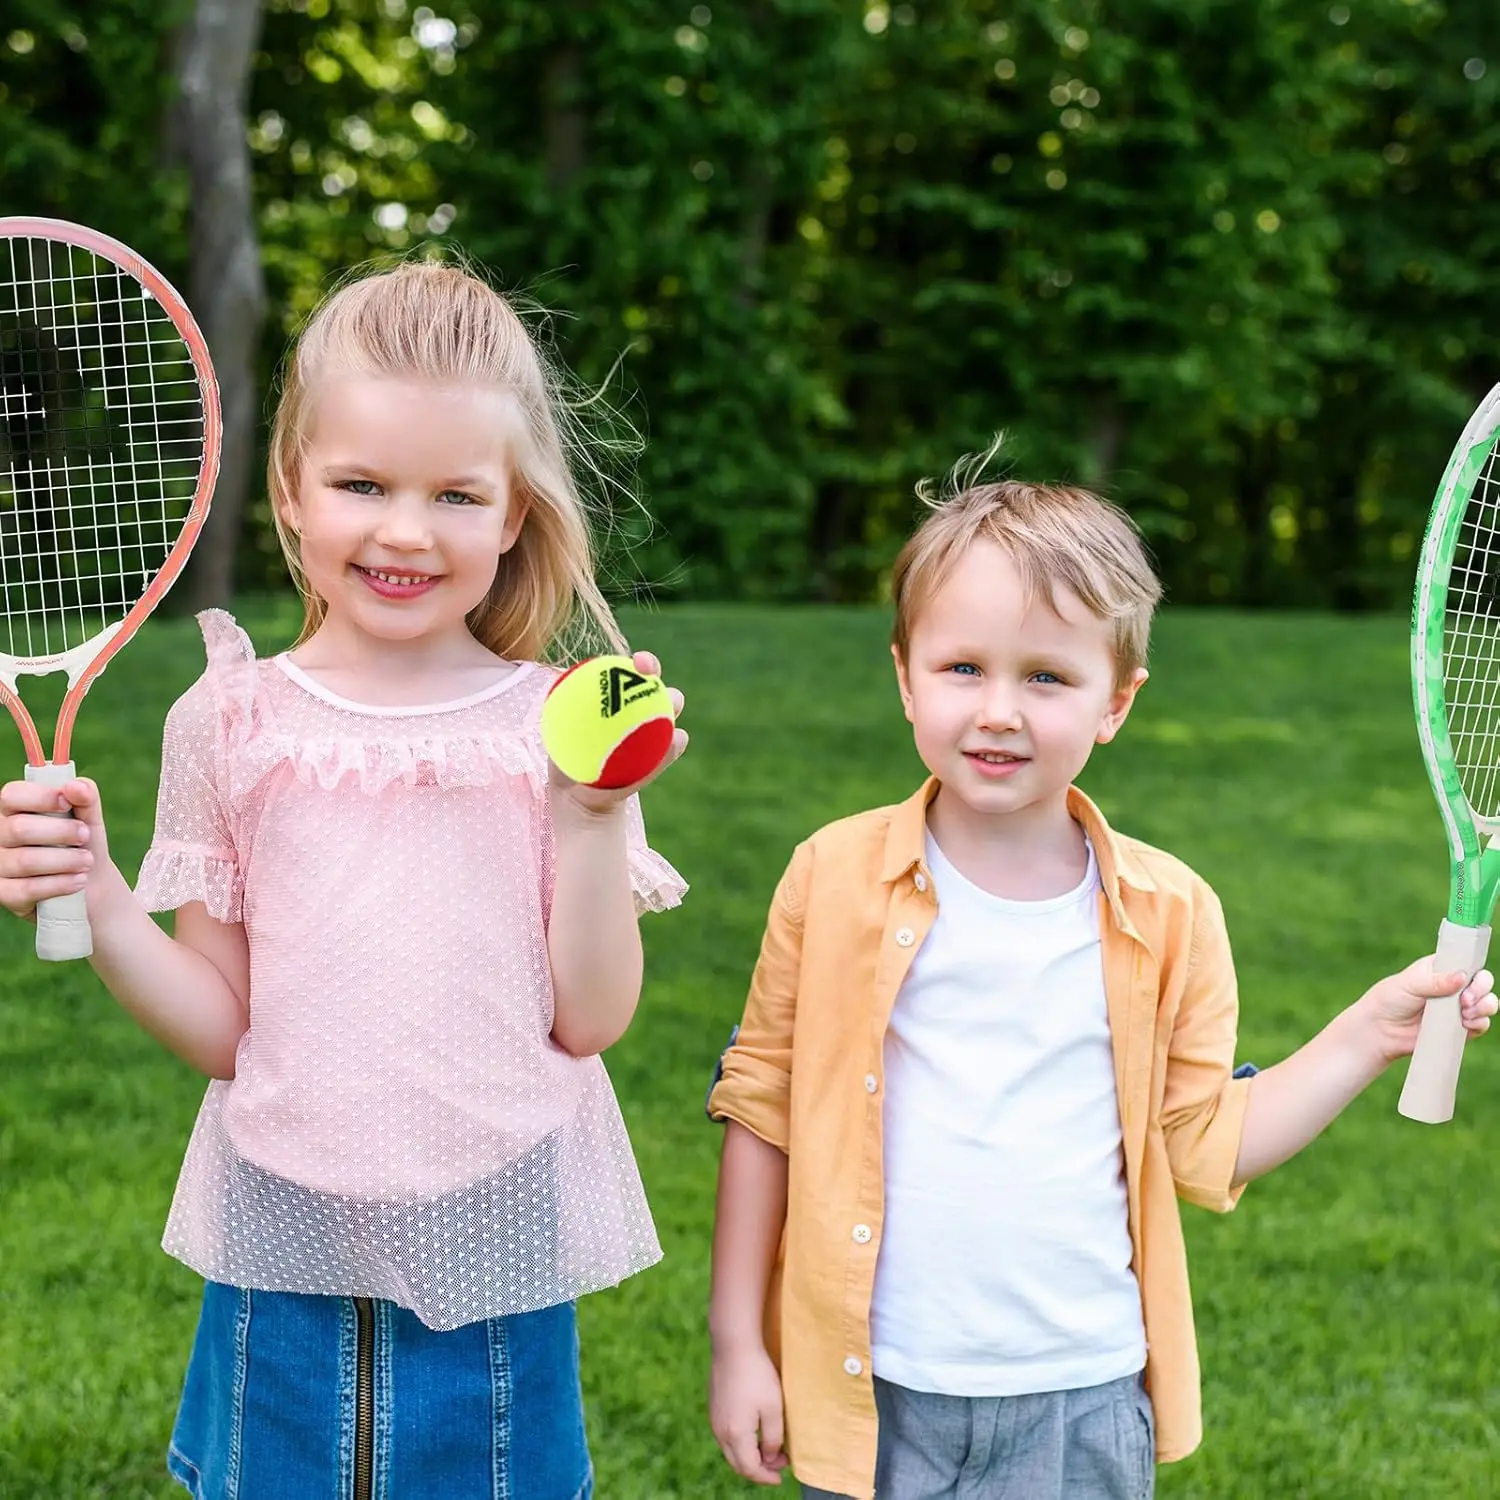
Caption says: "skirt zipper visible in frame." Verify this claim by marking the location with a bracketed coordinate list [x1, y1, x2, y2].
[354, 1296, 375, 1500]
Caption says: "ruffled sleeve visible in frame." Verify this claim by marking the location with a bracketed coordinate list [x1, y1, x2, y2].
[624, 793, 687, 916]
[133, 610, 255, 922]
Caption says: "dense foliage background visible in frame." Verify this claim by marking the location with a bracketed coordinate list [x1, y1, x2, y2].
[3, 0, 1497, 608]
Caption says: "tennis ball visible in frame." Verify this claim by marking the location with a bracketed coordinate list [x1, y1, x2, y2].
[541, 655, 676, 789]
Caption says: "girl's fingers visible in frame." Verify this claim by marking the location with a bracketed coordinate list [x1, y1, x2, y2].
[0, 813, 92, 850]
[0, 844, 91, 879]
[0, 781, 77, 818]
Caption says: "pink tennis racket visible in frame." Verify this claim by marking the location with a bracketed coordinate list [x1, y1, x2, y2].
[0, 218, 220, 960]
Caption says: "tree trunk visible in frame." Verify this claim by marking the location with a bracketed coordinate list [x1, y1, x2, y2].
[543, 45, 587, 189]
[172, 0, 267, 611]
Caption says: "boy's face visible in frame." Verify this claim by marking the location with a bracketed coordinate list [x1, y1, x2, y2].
[893, 539, 1146, 823]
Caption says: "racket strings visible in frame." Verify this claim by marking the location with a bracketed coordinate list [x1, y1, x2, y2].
[0, 234, 206, 662]
[1445, 440, 1500, 820]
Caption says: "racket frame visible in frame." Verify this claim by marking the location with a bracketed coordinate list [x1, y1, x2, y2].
[1402, 382, 1500, 1122]
[0, 216, 220, 960]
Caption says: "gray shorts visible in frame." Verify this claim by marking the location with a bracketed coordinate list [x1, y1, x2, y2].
[800, 1370, 1154, 1500]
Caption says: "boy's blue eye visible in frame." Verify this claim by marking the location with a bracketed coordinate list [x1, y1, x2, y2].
[1031, 671, 1063, 685]
[949, 663, 980, 677]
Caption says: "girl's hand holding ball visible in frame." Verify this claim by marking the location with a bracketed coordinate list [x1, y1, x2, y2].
[542, 651, 686, 807]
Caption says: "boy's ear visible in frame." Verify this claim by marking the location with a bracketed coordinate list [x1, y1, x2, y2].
[892, 644, 916, 724]
[1096, 667, 1148, 745]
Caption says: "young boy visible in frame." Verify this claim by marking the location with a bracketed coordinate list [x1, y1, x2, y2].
[704, 476, 1495, 1500]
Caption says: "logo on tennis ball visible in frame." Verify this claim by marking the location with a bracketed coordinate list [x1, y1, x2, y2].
[542, 655, 675, 788]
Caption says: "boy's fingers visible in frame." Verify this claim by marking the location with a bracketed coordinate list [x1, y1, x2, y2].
[722, 1427, 765, 1480]
[760, 1399, 785, 1461]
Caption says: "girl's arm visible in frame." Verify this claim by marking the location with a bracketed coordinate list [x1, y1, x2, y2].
[1232, 958, 1495, 1186]
[0, 776, 249, 1078]
[708, 1120, 791, 1486]
[545, 648, 687, 1058]
[546, 794, 643, 1056]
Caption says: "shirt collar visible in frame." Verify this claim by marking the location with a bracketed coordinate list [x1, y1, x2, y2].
[880, 777, 1157, 913]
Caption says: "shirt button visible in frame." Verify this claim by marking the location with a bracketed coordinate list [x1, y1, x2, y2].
[913, 871, 928, 892]
[864, 1073, 879, 1094]
[852, 1224, 872, 1244]
[895, 927, 915, 947]
[843, 1356, 863, 1376]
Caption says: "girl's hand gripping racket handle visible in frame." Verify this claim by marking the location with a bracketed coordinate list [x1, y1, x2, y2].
[1397, 918, 1489, 1124]
[25, 761, 92, 962]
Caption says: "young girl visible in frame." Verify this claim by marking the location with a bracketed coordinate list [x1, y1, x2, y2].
[0, 262, 686, 1499]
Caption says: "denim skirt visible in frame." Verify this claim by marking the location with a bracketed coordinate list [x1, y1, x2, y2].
[167, 1282, 592, 1500]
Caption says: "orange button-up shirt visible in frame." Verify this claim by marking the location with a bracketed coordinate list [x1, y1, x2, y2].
[708, 779, 1252, 1500]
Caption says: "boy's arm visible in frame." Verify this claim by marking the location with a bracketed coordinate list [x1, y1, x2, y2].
[1159, 884, 1254, 1210]
[709, 1120, 792, 1488]
[707, 848, 806, 1486]
[710, 1121, 790, 1351]
[1233, 957, 1494, 1185]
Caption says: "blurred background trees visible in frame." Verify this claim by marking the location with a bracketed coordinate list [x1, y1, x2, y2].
[2, 0, 1496, 610]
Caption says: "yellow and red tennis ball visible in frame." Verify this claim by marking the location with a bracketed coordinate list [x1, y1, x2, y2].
[541, 655, 676, 789]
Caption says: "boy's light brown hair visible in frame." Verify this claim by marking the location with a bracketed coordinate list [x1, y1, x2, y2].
[891, 460, 1163, 685]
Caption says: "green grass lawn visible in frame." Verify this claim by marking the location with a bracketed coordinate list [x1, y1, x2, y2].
[4, 600, 1500, 1498]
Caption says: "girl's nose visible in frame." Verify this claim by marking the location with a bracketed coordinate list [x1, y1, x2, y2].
[374, 498, 434, 550]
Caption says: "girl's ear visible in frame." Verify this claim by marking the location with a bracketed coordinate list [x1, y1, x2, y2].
[275, 478, 302, 536]
[499, 481, 532, 555]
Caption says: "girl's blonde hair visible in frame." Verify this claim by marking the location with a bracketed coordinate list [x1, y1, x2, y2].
[267, 259, 628, 662]
[891, 443, 1163, 684]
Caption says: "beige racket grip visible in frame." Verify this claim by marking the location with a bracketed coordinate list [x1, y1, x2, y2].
[26, 761, 92, 962]
[1397, 918, 1489, 1125]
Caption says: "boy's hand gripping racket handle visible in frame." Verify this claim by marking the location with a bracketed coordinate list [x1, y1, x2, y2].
[25, 761, 92, 962]
[1397, 918, 1489, 1125]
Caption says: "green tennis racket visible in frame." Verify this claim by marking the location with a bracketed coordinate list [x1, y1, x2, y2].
[1400, 383, 1500, 1124]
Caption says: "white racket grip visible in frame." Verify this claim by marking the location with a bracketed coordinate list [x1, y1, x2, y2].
[25, 760, 92, 963]
[1397, 918, 1489, 1125]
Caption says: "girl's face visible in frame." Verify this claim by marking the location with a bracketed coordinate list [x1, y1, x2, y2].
[282, 376, 528, 657]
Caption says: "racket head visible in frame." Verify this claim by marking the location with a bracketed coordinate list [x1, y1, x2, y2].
[0, 216, 220, 761]
[1412, 382, 1500, 925]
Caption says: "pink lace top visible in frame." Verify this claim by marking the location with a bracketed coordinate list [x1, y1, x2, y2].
[135, 610, 686, 1330]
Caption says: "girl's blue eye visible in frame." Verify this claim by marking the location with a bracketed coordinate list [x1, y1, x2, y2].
[341, 479, 379, 495]
[438, 490, 480, 506]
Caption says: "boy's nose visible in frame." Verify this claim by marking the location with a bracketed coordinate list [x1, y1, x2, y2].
[975, 686, 1023, 730]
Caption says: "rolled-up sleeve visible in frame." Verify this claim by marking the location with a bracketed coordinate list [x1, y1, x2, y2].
[1161, 882, 1253, 1211]
[706, 844, 809, 1152]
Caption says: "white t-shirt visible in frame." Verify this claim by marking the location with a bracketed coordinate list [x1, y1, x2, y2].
[869, 831, 1146, 1396]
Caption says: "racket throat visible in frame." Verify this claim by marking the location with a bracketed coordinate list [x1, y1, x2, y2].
[0, 618, 125, 694]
